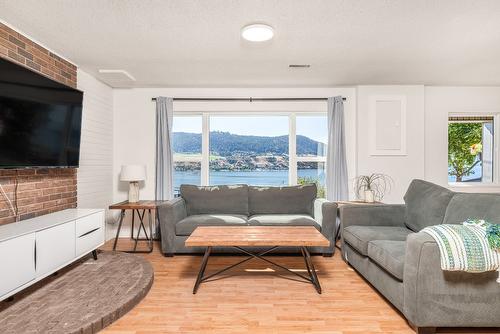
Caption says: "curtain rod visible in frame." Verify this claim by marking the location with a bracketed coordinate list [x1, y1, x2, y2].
[151, 97, 346, 102]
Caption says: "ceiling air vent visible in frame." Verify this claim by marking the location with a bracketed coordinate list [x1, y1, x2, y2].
[98, 69, 136, 87]
[289, 64, 311, 68]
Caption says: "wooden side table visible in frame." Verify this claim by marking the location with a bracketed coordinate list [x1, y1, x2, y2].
[109, 200, 168, 253]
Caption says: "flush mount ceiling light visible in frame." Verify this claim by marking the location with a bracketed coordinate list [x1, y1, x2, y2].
[241, 24, 274, 42]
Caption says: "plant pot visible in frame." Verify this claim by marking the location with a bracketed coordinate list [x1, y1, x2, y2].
[364, 190, 375, 203]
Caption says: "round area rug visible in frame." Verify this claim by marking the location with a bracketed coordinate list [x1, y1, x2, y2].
[0, 251, 153, 334]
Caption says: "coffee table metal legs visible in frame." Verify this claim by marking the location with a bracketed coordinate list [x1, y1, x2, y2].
[193, 246, 212, 294]
[302, 246, 322, 293]
[192, 246, 322, 294]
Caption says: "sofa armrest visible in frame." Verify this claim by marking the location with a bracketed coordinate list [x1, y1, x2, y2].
[313, 198, 337, 255]
[340, 204, 406, 229]
[403, 232, 500, 328]
[158, 197, 187, 255]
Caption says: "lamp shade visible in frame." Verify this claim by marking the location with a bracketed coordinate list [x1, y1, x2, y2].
[120, 165, 146, 182]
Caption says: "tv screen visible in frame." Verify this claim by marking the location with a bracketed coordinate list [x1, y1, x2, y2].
[0, 58, 83, 168]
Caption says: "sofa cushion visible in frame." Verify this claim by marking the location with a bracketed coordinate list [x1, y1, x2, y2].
[443, 193, 500, 225]
[343, 225, 413, 256]
[248, 184, 317, 215]
[403, 179, 455, 232]
[248, 214, 321, 231]
[367, 240, 406, 281]
[175, 214, 248, 236]
[180, 184, 249, 216]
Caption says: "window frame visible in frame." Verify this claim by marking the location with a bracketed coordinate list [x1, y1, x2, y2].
[172, 111, 328, 188]
[447, 111, 500, 187]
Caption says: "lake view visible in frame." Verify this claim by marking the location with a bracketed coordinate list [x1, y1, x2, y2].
[174, 169, 326, 192]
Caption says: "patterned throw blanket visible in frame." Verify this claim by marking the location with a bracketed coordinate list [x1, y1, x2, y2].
[422, 220, 500, 276]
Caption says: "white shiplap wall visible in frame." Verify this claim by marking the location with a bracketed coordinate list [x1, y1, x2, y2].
[77, 69, 114, 239]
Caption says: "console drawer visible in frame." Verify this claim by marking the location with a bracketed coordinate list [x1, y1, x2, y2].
[76, 225, 104, 257]
[76, 211, 104, 237]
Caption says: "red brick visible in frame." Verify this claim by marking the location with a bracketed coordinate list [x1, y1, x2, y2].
[18, 183, 36, 191]
[17, 169, 36, 176]
[0, 217, 16, 225]
[20, 212, 36, 221]
[7, 49, 25, 64]
[43, 200, 58, 209]
[18, 189, 43, 199]
[26, 59, 42, 72]
[0, 170, 17, 177]
[8, 35, 25, 49]
[49, 193, 62, 201]
[18, 197, 36, 206]
[17, 47, 33, 60]
[0, 184, 15, 193]
[0, 209, 13, 218]
[0, 45, 8, 56]
[35, 195, 51, 203]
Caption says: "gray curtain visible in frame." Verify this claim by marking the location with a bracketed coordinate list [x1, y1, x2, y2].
[326, 96, 349, 201]
[155, 97, 174, 201]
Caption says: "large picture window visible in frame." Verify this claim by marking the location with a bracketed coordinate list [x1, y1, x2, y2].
[172, 113, 328, 197]
[448, 116, 495, 183]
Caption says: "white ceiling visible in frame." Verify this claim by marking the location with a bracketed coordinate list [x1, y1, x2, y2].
[2, 0, 500, 88]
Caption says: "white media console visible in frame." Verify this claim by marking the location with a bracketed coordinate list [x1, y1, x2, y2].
[0, 209, 105, 301]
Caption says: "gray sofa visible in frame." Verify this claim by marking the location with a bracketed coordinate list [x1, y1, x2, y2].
[158, 184, 337, 256]
[341, 179, 500, 333]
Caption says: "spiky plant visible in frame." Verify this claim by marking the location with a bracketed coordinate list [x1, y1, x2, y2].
[353, 173, 393, 201]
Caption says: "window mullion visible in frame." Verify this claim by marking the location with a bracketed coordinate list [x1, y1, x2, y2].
[201, 113, 210, 186]
[495, 114, 500, 184]
[289, 113, 297, 185]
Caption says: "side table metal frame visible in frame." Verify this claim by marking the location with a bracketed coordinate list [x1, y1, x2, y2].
[112, 208, 155, 253]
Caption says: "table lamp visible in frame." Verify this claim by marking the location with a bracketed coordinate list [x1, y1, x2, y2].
[120, 165, 146, 203]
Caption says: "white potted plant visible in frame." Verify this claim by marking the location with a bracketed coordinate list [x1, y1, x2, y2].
[353, 173, 392, 203]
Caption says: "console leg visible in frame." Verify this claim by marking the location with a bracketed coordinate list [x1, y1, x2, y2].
[92, 249, 98, 260]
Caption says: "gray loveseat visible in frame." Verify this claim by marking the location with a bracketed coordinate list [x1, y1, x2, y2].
[158, 184, 337, 256]
[341, 179, 500, 333]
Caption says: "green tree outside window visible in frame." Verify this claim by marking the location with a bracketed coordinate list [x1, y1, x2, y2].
[448, 123, 483, 182]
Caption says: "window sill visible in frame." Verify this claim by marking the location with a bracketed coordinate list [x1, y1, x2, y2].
[448, 182, 499, 188]
[448, 182, 500, 193]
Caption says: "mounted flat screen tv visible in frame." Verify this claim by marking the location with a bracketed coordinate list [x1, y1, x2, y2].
[0, 57, 83, 168]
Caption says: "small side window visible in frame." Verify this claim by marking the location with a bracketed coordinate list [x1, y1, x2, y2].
[448, 116, 494, 183]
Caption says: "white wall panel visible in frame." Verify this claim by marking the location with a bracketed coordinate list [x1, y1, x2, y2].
[357, 86, 425, 203]
[77, 69, 114, 239]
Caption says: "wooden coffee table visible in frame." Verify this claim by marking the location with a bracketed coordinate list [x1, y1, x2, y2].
[185, 226, 330, 294]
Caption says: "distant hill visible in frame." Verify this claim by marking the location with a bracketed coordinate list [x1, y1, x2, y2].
[173, 131, 325, 156]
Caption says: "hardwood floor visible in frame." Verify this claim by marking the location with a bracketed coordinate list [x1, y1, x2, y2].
[100, 240, 499, 334]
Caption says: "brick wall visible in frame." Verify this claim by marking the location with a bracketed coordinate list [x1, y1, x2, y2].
[0, 169, 77, 225]
[0, 23, 78, 225]
[0, 22, 77, 88]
